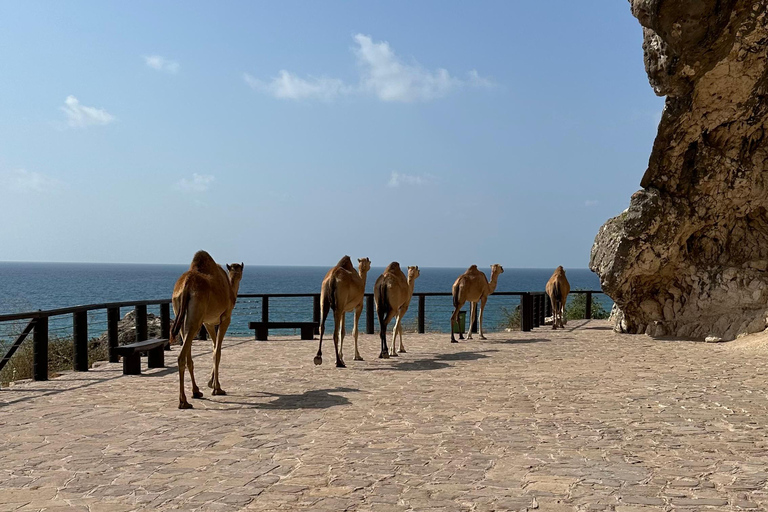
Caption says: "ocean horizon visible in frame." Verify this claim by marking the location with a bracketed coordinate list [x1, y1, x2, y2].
[0, 262, 609, 337]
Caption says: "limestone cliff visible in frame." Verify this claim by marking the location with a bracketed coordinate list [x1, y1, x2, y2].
[590, 0, 768, 340]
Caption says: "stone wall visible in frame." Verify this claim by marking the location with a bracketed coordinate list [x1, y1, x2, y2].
[590, 0, 768, 340]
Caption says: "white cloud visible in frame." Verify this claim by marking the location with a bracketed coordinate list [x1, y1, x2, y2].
[244, 71, 349, 101]
[59, 96, 115, 128]
[144, 55, 180, 74]
[245, 34, 494, 103]
[388, 171, 429, 187]
[0, 169, 62, 193]
[176, 173, 215, 193]
[585, 200, 599, 207]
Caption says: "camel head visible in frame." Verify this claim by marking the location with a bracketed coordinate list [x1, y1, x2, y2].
[357, 257, 371, 274]
[556, 265, 565, 275]
[491, 264, 504, 277]
[226, 262, 245, 283]
[407, 265, 420, 282]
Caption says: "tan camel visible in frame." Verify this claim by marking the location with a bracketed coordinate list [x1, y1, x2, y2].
[169, 251, 243, 409]
[375, 263, 420, 357]
[314, 256, 371, 368]
[449, 264, 504, 342]
[546, 266, 571, 329]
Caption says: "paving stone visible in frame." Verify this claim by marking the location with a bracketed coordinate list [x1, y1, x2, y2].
[1, 322, 767, 510]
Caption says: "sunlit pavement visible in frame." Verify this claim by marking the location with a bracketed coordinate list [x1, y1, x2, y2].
[3, 320, 768, 511]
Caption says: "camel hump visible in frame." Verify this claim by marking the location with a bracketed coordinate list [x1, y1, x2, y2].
[190, 250, 218, 273]
[384, 262, 401, 273]
[336, 255, 354, 271]
[467, 264, 478, 272]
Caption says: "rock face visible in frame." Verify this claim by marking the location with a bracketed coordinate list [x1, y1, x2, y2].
[92, 310, 165, 349]
[590, 1, 768, 340]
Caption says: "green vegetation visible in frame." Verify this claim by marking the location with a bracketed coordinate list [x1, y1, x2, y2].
[566, 293, 610, 320]
[0, 335, 108, 386]
[500, 305, 521, 330]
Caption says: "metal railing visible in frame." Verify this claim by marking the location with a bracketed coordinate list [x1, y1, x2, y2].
[0, 290, 603, 386]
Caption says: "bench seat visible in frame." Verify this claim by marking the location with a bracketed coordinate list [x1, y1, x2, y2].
[248, 322, 319, 341]
[115, 338, 168, 375]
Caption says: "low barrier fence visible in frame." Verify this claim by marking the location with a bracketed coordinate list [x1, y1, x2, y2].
[0, 290, 603, 386]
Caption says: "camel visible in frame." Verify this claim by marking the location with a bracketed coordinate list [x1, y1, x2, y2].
[546, 266, 570, 329]
[449, 264, 504, 342]
[374, 263, 420, 358]
[314, 256, 371, 368]
[169, 250, 243, 409]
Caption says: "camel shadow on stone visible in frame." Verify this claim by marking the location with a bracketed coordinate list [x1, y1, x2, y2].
[492, 337, 551, 345]
[364, 350, 496, 372]
[214, 387, 359, 410]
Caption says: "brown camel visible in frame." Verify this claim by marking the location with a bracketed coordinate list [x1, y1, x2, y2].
[314, 255, 371, 368]
[169, 251, 243, 409]
[449, 264, 504, 342]
[375, 263, 420, 358]
[546, 266, 570, 329]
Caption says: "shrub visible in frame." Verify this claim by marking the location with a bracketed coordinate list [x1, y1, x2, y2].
[500, 305, 521, 330]
[565, 293, 610, 320]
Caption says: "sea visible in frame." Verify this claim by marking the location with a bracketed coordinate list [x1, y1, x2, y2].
[0, 263, 609, 341]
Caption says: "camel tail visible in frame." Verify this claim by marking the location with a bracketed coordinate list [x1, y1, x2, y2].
[452, 284, 460, 309]
[376, 284, 391, 327]
[170, 288, 189, 344]
[324, 278, 337, 312]
[552, 281, 562, 311]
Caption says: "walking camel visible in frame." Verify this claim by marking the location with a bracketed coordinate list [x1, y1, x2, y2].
[546, 266, 570, 329]
[170, 251, 243, 409]
[314, 256, 371, 368]
[449, 264, 504, 342]
[374, 263, 420, 358]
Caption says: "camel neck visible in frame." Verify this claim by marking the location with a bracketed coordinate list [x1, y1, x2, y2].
[229, 277, 242, 304]
[407, 276, 417, 299]
[488, 273, 500, 294]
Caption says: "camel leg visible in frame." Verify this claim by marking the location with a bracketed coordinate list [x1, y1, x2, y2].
[478, 297, 488, 339]
[211, 316, 230, 395]
[332, 310, 345, 368]
[315, 300, 331, 365]
[550, 296, 558, 330]
[186, 347, 202, 399]
[204, 322, 218, 388]
[339, 314, 346, 365]
[390, 313, 402, 356]
[561, 296, 568, 327]
[466, 302, 476, 340]
[379, 310, 396, 359]
[178, 312, 203, 409]
[449, 300, 465, 343]
[353, 304, 364, 361]
[397, 313, 406, 353]
[177, 337, 193, 409]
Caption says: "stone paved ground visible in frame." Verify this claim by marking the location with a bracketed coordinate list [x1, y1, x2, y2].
[3, 320, 768, 511]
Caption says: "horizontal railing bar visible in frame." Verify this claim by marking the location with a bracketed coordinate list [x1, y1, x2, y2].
[0, 290, 606, 323]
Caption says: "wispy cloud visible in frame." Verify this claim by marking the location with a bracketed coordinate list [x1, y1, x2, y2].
[176, 173, 214, 193]
[585, 200, 599, 207]
[0, 169, 62, 193]
[59, 96, 115, 128]
[245, 34, 494, 103]
[144, 55, 180, 74]
[244, 71, 349, 101]
[388, 171, 430, 187]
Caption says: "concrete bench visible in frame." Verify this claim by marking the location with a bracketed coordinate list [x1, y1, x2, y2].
[248, 322, 319, 341]
[115, 338, 167, 375]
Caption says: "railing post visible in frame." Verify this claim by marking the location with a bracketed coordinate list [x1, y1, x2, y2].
[533, 295, 540, 328]
[521, 294, 533, 332]
[262, 296, 269, 324]
[313, 294, 320, 334]
[544, 294, 552, 319]
[366, 294, 375, 335]
[585, 292, 592, 320]
[135, 305, 148, 342]
[418, 295, 425, 334]
[73, 310, 88, 371]
[471, 306, 478, 334]
[33, 317, 48, 381]
[108, 307, 120, 362]
[160, 303, 171, 350]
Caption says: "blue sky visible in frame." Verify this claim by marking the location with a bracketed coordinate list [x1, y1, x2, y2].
[0, 1, 664, 267]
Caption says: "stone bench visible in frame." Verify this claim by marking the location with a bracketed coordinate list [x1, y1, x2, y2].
[248, 322, 319, 341]
[115, 338, 168, 375]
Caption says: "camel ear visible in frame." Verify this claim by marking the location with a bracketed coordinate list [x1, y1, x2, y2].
[241, 262, 244, 268]
[226, 264, 232, 271]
